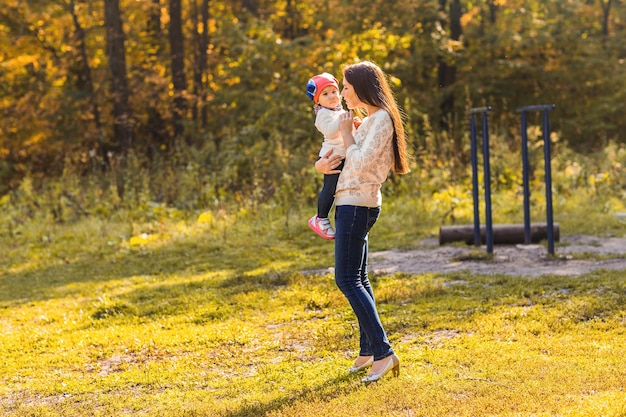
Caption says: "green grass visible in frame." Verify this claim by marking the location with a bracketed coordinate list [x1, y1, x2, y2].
[1, 197, 626, 416]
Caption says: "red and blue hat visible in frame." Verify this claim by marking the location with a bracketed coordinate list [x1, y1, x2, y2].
[306, 73, 339, 103]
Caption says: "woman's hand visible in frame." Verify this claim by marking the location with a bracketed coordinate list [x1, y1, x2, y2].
[315, 149, 343, 175]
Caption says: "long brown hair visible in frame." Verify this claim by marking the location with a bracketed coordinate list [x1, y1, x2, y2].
[343, 61, 410, 174]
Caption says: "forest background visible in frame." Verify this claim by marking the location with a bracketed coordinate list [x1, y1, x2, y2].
[0, 0, 625, 224]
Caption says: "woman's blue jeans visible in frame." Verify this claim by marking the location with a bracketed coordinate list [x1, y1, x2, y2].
[334, 205, 394, 361]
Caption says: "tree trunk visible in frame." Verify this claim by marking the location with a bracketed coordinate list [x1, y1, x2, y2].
[69, 0, 109, 170]
[487, 0, 497, 24]
[191, 0, 199, 124]
[104, 0, 132, 198]
[146, 0, 168, 149]
[191, 0, 206, 128]
[600, 0, 612, 37]
[104, 0, 132, 151]
[437, 0, 462, 133]
[169, 0, 187, 141]
[200, 0, 209, 128]
[191, 0, 210, 130]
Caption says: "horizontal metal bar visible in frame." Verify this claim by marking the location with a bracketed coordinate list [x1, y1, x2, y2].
[469, 106, 492, 114]
[515, 104, 556, 112]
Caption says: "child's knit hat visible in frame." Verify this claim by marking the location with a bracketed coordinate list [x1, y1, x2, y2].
[306, 73, 339, 103]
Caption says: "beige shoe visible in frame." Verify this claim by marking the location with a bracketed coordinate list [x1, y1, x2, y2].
[361, 354, 400, 385]
[347, 356, 373, 373]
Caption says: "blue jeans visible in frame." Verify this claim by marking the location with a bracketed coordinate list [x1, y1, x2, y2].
[334, 205, 394, 361]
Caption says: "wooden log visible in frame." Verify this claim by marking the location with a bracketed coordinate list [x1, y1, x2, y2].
[439, 223, 560, 245]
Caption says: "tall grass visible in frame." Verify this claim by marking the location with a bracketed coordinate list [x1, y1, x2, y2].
[2, 133, 624, 235]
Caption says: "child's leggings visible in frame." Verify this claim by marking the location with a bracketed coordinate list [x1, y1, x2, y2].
[317, 160, 344, 218]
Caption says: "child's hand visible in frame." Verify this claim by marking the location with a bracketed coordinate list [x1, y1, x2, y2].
[339, 110, 355, 135]
[339, 111, 357, 148]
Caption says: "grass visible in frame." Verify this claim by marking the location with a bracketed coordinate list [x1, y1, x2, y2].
[1, 194, 626, 416]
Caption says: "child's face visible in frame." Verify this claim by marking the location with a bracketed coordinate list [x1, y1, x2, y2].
[317, 86, 341, 109]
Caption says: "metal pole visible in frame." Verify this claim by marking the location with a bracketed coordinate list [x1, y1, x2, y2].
[469, 113, 481, 246]
[519, 111, 531, 244]
[542, 109, 555, 255]
[516, 104, 557, 254]
[481, 110, 493, 254]
[469, 106, 493, 252]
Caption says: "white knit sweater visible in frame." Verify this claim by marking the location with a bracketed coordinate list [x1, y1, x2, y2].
[315, 107, 347, 158]
[334, 109, 394, 208]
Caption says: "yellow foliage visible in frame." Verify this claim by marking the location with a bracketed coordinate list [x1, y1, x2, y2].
[197, 211, 213, 225]
[608, 196, 625, 213]
[129, 233, 158, 246]
[564, 162, 582, 179]
[0, 54, 38, 70]
[24, 132, 45, 147]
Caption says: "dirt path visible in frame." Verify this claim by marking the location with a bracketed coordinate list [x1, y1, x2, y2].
[368, 235, 626, 277]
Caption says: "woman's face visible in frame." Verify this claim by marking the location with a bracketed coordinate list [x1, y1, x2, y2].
[341, 78, 360, 110]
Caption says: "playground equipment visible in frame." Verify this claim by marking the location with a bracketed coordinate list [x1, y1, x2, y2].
[470, 106, 493, 254]
[439, 105, 559, 255]
[518, 104, 558, 255]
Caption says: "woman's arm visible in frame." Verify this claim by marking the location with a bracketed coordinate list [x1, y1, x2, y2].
[315, 149, 344, 175]
[341, 110, 393, 169]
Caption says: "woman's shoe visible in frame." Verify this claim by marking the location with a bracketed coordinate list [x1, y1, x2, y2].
[347, 356, 373, 373]
[361, 354, 400, 385]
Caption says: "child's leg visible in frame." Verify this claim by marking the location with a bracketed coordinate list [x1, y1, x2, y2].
[310, 160, 344, 240]
[317, 159, 344, 218]
[318, 172, 340, 218]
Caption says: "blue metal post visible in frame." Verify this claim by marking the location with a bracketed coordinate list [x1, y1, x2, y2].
[516, 104, 557, 254]
[469, 106, 493, 253]
[520, 111, 531, 244]
[481, 110, 494, 254]
[469, 113, 481, 246]
[542, 109, 555, 255]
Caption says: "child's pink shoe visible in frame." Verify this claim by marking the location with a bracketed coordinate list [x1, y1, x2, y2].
[308, 215, 335, 240]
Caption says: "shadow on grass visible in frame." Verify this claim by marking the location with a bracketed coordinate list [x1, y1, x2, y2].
[221, 372, 364, 417]
[84, 268, 303, 322]
[0, 234, 306, 305]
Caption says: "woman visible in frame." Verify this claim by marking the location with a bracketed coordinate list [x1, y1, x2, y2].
[315, 61, 410, 384]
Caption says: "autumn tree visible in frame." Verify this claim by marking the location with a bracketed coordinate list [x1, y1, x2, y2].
[105, 0, 132, 198]
[144, 0, 169, 149]
[169, 0, 187, 141]
[437, 0, 463, 136]
[191, 0, 210, 130]
[1, 0, 625, 205]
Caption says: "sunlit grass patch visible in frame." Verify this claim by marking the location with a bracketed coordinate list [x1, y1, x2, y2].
[3, 263, 626, 416]
[1, 197, 626, 416]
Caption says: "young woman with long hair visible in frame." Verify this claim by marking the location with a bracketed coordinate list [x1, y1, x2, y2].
[315, 60, 410, 384]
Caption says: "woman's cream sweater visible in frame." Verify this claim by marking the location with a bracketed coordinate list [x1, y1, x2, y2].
[334, 109, 394, 208]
